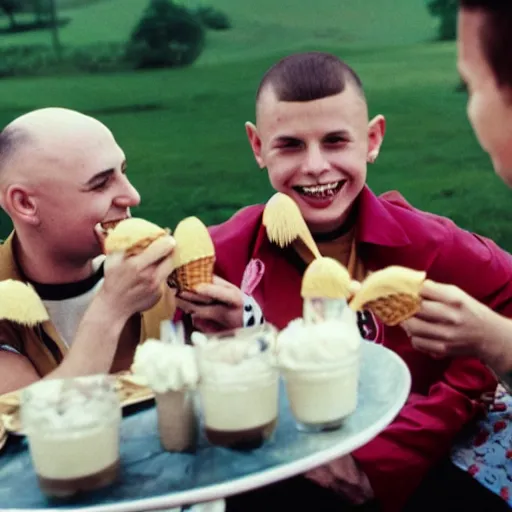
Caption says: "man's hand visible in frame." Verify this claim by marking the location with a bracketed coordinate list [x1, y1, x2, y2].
[176, 276, 244, 333]
[100, 235, 176, 321]
[402, 279, 512, 372]
[306, 455, 374, 505]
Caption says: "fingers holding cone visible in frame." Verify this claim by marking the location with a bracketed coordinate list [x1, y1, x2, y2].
[100, 216, 216, 295]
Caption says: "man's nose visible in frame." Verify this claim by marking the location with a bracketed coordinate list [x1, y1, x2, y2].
[304, 144, 329, 175]
[115, 176, 141, 208]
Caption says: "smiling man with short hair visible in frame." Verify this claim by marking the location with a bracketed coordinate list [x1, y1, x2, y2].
[193, 52, 512, 512]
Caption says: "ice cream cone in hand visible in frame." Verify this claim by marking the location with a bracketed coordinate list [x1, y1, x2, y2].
[349, 266, 426, 326]
[103, 218, 170, 257]
[169, 216, 215, 292]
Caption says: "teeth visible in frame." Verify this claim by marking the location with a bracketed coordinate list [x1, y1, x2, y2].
[298, 182, 341, 198]
[301, 182, 339, 193]
[100, 220, 122, 232]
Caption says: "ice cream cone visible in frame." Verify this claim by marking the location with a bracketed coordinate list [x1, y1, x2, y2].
[171, 217, 215, 292]
[104, 218, 169, 256]
[171, 255, 215, 292]
[349, 266, 426, 326]
[0, 280, 49, 326]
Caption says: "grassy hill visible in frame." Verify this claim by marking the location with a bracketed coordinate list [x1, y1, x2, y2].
[0, 0, 435, 63]
[1, 1, 510, 252]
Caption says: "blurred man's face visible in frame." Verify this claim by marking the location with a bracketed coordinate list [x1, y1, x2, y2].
[458, 8, 512, 185]
[247, 86, 384, 234]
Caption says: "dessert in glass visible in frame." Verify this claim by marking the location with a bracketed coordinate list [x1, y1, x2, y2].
[194, 324, 279, 450]
[21, 374, 121, 498]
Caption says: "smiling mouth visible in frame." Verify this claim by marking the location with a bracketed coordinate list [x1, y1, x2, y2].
[293, 181, 345, 199]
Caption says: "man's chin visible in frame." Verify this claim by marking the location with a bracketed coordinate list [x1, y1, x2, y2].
[493, 156, 512, 187]
[303, 213, 349, 235]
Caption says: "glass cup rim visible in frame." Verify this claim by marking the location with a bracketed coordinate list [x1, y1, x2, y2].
[22, 373, 115, 398]
[21, 373, 120, 433]
[281, 358, 360, 379]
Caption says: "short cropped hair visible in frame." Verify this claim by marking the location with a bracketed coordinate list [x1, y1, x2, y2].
[256, 52, 365, 105]
[459, 0, 512, 88]
[0, 127, 18, 175]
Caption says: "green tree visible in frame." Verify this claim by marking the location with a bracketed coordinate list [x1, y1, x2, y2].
[30, 0, 62, 59]
[0, 0, 22, 29]
[194, 6, 231, 30]
[47, 0, 62, 59]
[127, 0, 205, 69]
[426, 0, 458, 41]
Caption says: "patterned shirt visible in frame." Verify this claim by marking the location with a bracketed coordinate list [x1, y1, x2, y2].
[451, 385, 512, 505]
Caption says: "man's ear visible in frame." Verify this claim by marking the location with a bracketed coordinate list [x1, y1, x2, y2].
[367, 115, 386, 164]
[5, 185, 39, 226]
[245, 122, 265, 169]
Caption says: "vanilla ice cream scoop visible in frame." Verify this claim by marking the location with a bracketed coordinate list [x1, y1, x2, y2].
[132, 339, 199, 394]
[277, 306, 361, 371]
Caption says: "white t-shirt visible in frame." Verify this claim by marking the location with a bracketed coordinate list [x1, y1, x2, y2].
[31, 257, 105, 347]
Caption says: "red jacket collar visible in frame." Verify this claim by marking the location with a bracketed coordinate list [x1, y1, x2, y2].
[355, 186, 410, 247]
[252, 186, 411, 255]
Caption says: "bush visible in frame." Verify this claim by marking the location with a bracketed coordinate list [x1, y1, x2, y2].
[69, 43, 128, 73]
[0, 44, 58, 77]
[425, 0, 458, 41]
[126, 0, 205, 69]
[194, 5, 231, 30]
[0, 42, 129, 78]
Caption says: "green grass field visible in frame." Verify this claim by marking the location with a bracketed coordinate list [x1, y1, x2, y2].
[1, 1, 511, 252]
[1, 0, 434, 61]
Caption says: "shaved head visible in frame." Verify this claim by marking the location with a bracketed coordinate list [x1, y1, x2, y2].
[0, 107, 140, 284]
[0, 108, 117, 188]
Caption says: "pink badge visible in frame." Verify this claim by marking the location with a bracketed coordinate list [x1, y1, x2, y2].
[241, 259, 265, 295]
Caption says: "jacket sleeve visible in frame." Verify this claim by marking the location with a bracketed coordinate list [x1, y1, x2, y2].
[209, 205, 264, 287]
[353, 222, 512, 511]
[352, 357, 494, 511]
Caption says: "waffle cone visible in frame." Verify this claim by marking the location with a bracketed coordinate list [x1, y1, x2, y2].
[124, 232, 169, 257]
[104, 218, 169, 255]
[171, 255, 215, 292]
[350, 267, 425, 307]
[366, 293, 421, 326]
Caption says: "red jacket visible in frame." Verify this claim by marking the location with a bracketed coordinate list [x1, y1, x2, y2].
[209, 186, 512, 511]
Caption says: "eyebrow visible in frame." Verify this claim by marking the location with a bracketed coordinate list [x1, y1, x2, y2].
[272, 136, 301, 146]
[272, 130, 351, 144]
[322, 130, 351, 140]
[82, 160, 127, 190]
[83, 169, 114, 190]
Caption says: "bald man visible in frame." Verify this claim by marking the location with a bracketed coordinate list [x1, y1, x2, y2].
[0, 108, 176, 394]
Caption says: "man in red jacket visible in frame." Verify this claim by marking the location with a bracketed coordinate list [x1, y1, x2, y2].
[182, 52, 512, 511]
